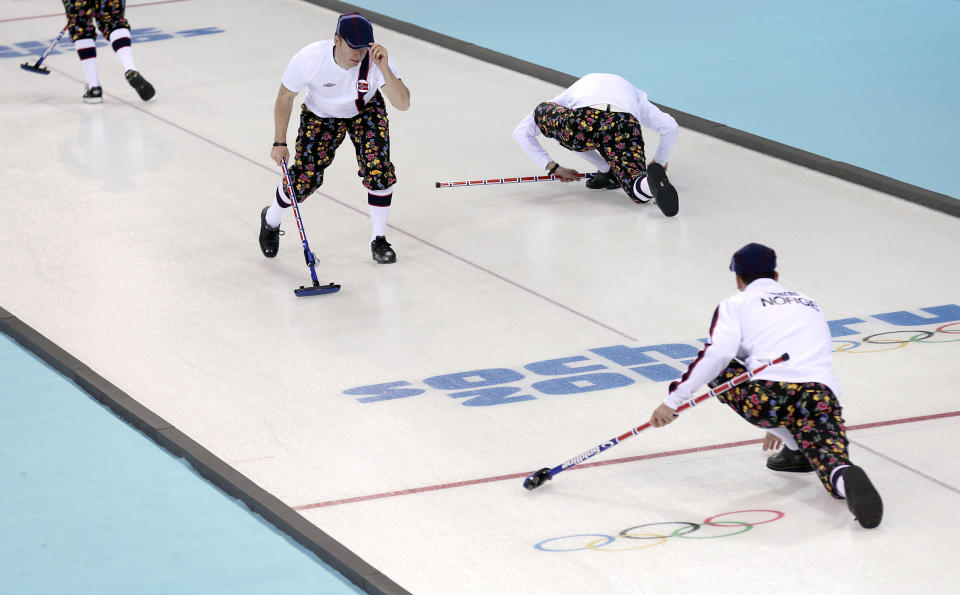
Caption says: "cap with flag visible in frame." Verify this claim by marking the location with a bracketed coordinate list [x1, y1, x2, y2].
[336, 13, 374, 49]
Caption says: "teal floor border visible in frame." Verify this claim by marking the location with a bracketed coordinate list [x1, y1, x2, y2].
[0, 307, 407, 595]
[312, 0, 959, 216]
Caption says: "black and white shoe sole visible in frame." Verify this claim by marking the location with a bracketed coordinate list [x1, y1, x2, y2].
[844, 466, 883, 529]
[372, 251, 396, 264]
[126, 72, 156, 101]
[586, 179, 620, 190]
[766, 462, 815, 473]
[654, 183, 679, 217]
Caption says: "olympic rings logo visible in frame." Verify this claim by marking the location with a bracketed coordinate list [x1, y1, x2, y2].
[535, 509, 784, 553]
[834, 322, 960, 354]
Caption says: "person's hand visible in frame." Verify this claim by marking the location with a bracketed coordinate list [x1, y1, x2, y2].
[762, 432, 782, 451]
[270, 145, 290, 167]
[650, 403, 678, 428]
[554, 165, 581, 182]
[369, 42, 390, 71]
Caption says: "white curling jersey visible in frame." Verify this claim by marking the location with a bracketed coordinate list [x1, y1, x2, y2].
[513, 73, 679, 169]
[281, 39, 400, 119]
[665, 278, 840, 410]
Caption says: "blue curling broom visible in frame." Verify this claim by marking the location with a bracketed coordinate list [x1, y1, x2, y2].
[280, 157, 340, 297]
[21, 26, 69, 75]
[523, 353, 790, 490]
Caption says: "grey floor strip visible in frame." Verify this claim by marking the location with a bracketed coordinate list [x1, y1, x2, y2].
[307, 0, 959, 218]
[0, 306, 409, 595]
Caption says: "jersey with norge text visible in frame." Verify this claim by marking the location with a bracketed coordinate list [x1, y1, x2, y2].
[666, 278, 840, 409]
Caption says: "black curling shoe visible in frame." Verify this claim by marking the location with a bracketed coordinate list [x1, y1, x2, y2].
[371, 236, 396, 264]
[259, 206, 283, 258]
[125, 69, 155, 101]
[82, 85, 102, 104]
[586, 169, 620, 190]
[841, 466, 883, 529]
[646, 162, 679, 217]
[766, 446, 814, 473]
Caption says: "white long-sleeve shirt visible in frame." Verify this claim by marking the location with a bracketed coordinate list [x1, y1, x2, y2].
[665, 278, 841, 410]
[512, 73, 679, 170]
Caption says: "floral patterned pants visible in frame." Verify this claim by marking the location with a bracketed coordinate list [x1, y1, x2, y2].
[710, 360, 850, 498]
[286, 92, 397, 201]
[62, 0, 130, 41]
[533, 101, 646, 195]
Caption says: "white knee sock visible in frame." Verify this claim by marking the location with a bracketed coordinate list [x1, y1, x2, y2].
[266, 184, 288, 229]
[830, 465, 850, 497]
[109, 28, 136, 71]
[767, 427, 799, 451]
[633, 176, 652, 202]
[369, 206, 390, 239]
[579, 149, 610, 172]
[74, 39, 99, 86]
[368, 187, 393, 239]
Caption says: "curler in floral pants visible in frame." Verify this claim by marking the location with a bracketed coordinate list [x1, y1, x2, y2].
[709, 360, 851, 498]
[285, 92, 397, 202]
[533, 101, 646, 196]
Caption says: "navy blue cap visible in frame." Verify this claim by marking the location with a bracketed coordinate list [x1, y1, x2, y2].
[730, 243, 777, 275]
[336, 13, 374, 49]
